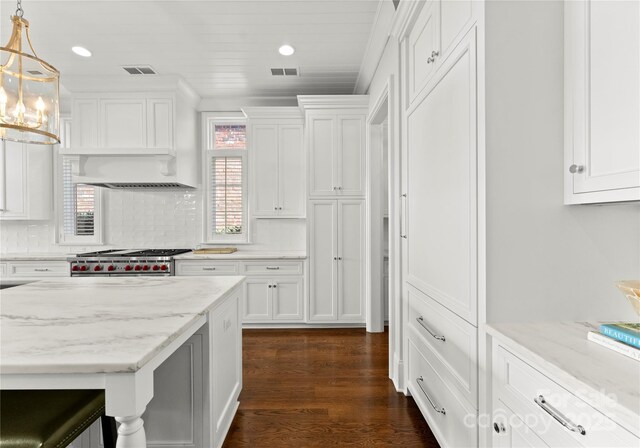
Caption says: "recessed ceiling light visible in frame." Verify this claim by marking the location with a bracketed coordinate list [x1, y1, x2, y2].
[72, 46, 92, 57]
[278, 45, 295, 56]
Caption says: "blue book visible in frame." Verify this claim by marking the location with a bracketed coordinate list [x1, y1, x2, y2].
[600, 323, 640, 350]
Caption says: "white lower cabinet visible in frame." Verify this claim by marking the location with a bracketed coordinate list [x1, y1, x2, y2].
[309, 199, 365, 322]
[493, 343, 639, 448]
[175, 259, 305, 324]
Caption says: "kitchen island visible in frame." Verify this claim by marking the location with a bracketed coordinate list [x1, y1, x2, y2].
[0, 276, 244, 448]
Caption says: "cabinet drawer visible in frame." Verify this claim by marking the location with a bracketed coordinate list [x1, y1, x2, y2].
[242, 261, 303, 275]
[7, 261, 69, 277]
[175, 261, 240, 276]
[495, 345, 639, 447]
[407, 285, 477, 407]
[408, 339, 477, 448]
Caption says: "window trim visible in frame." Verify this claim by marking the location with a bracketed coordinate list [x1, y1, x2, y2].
[202, 114, 249, 244]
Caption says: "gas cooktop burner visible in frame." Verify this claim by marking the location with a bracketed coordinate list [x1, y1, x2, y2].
[76, 249, 192, 257]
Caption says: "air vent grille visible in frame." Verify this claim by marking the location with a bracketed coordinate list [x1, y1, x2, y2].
[122, 65, 157, 75]
[270, 67, 299, 76]
[86, 182, 193, 190]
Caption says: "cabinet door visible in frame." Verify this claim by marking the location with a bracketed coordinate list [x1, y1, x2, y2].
[337, 115, 365, 196]
[409, 0, 440, 101]
[566, 0, 640, 202]
[100, 99, 147, 148]
[440, 0, 473, 59]
[71, 99, 98, 148]
[337, 200, 365, 321]
[147, 99, 173, 150]
[406, 31, 477, 324]
[309, 200, 338, 321]
[278, 124, 305, 217]
[251, 124, 279, 216]
[0, 141, 26, 218]
[308, 116, 337, 197]
[273, 277, 303, 320]
[243, 278, 272, 321]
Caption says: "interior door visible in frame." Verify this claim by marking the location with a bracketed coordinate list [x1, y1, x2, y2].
[405, 30, 477, 325]
[337, 199, 365, 321]
[337, 115, 365, 196]
[309, 200, 338, 321]
[308, 116, 337, 197]
[251, 124, 279, 216]
[278, 124, 305, 217]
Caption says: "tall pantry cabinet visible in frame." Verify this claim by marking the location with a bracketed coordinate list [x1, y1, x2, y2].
[298, 96, 368, 324]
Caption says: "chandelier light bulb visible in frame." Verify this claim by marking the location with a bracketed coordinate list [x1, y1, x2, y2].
[36, 96, 45, 112]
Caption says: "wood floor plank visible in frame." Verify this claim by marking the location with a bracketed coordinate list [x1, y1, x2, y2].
[223, 328, 440, 447]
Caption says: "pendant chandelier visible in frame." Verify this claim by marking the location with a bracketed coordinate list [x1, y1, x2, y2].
[0, 0, 60, 145]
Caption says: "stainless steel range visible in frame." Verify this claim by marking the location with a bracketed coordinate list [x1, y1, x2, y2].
[68, 249, 192, 276]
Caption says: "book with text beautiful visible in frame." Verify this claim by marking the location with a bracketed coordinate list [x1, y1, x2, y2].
[588, 331, 640, 361]
[599, 323, 640, 350]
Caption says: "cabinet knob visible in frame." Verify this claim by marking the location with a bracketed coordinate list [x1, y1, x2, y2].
[569, 164, 584, 174]
[278, 207, 283, 210]
[400, 234, 408, 239]
[338, 257, 342, 260]
[273, 284, 277, 288]
[268, 285, 272, 288]
[427, 57, 434, 64]
[493, 422, 506, 434]
[431, 50, 440, 58]
[333, 256, 338, 260]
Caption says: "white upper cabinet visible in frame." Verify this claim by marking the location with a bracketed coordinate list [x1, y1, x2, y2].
[298, 95, 368, 198]
[245, 108, 305, 218]
[565, 0, 640, 204]
[407, 0, 474, 104]
[70, 93, 175, 153]
[0, 141, 52, 221]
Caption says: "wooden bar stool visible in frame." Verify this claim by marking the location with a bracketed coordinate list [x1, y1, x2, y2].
[0, 390, 117, 448]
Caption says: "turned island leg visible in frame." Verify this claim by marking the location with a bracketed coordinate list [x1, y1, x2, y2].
[115, 412, 147, 448]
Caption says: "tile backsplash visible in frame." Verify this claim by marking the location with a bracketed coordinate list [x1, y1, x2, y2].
[0, 189, 306, 254]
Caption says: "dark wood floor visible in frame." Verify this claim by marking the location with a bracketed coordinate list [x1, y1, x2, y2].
[223, 328, 440, 447]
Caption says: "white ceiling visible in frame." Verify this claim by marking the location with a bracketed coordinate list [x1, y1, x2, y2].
[0, 0, 382, 99]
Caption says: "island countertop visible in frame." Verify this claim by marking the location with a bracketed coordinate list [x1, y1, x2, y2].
[0, 276, 244, 375]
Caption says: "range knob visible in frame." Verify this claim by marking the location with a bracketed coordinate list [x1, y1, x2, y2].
[134, 265, 142, 271]
[160, 265, 168, 271]
[124, 265, 133, 271]
[72, 265, 80, 272]
[94, 265, 102, 272]
[142, 265, 150, 271]
[107, 265, 116, 272]
[152, 265, 160, 271]
[80, 265, 88, 272]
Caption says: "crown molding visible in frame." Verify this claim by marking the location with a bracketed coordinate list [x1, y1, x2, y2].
[390, 0, 425, 40]
[297, 95, 369, 111]
[242, 107, 302, 119]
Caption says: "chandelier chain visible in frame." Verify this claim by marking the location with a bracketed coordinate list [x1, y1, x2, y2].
[15, 0, 24, 17]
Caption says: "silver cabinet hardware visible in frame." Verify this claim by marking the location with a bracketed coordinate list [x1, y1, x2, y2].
[202, 267, 216, 271]
[333, 256, 338, 260]
[273, 284, 277, 288]
[416, 377, 446, 415]
[268, 284, 272, 288]
[401, 193, 407, 198]
[400, 234, 407, 239]
[431, 50, 440, 58]
[534, 395, 586, 435]
[427, 57, 434, 64]
[416, 316, 446, 341]
[34, 268, 50, 272]
[266, 266, 280, 270]
[338, 257, 342, 260]
[569, 164, 584, 174]
[493, 422, 506, 434]
[332, 186, 337, 191]
[337, 186, 342, 190]
[274, 206, 278, 210]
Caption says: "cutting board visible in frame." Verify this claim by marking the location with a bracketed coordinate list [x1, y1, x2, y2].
[192, 248, 238, 255]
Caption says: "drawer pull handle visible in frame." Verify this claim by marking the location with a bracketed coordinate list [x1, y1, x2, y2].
[416, 317, 446, 342]
[266, 267, 280, 270]
[34, 268, 50, 272]
[534, 395, 586, 436]
[416, 376, 446, 415]
[202, 267, 216, 271]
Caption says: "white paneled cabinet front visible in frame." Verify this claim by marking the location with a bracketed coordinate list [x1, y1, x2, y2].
[243, 277, 304, 322]
[309, 199, 365, 322]
[565, 0, 640, 203]
[405, 29, 477, 325]
[250, 123, 304, 217]
[71, 95, 173, 152]
[308, 114, 365, 197]
[0, 141, 52, 220]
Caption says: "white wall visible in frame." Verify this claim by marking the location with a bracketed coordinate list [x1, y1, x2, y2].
[0, 188, 306, 254]
[485, 0, 640, 323]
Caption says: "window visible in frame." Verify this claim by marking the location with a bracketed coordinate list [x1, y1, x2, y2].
[204, 117, 248, 243]
[58, 156, 103, 244]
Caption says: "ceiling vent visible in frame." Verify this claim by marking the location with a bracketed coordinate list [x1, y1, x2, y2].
[270, 67, 299, 76]
[122, 65, 157, 75]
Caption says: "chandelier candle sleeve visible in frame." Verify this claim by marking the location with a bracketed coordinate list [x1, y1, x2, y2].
[0, 0, 60, 145]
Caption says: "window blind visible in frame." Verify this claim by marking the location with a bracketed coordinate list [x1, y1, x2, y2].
[210, 156, 243, 236]
[62, 158, 95, 236]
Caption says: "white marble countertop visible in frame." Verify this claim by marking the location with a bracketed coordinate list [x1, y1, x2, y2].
[0, 276, 244, 374]
[487, 321, 640, 437]
[174, 250, 307, 260]
[0, 253, 74, 261]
